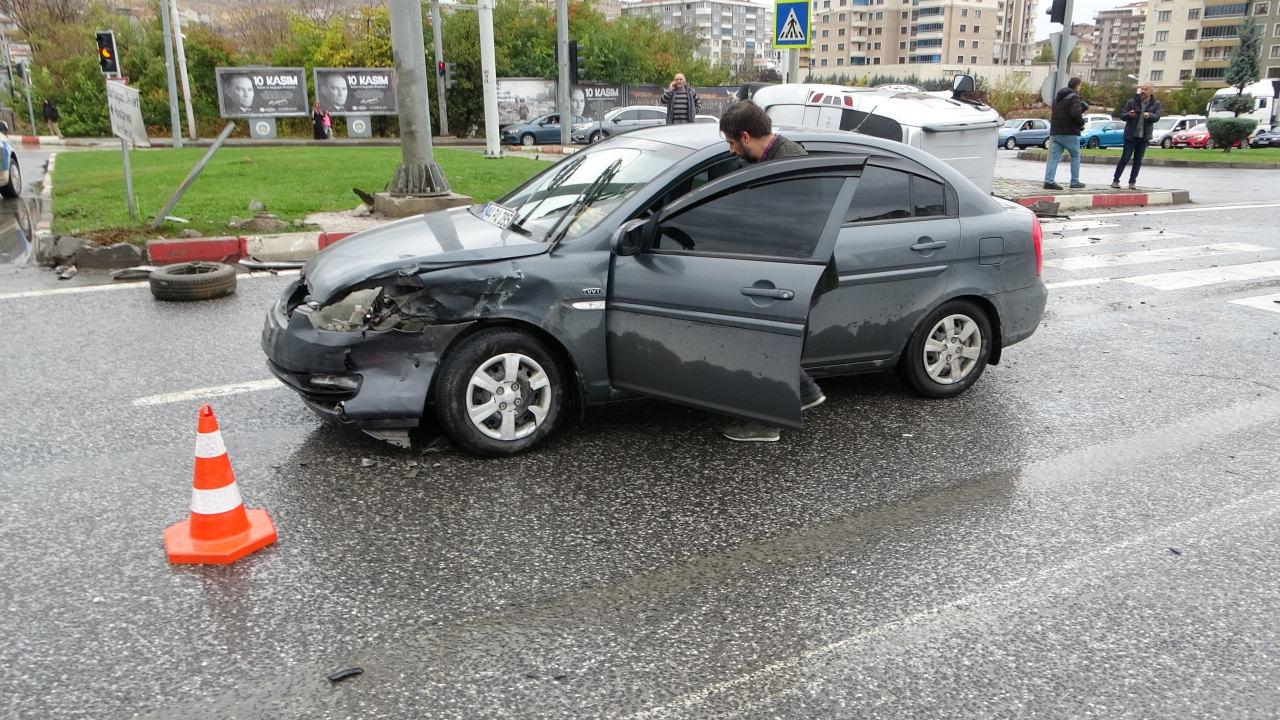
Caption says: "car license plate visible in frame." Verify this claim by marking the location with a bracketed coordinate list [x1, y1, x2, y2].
[480, 202, 517, 230]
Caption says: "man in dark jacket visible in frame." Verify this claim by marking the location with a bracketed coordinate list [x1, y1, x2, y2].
[715, 101, 827, 442]
[661, 73, 700, 124]
[1113, 82, 1162, 189]
[1044, 77, 1087, 190]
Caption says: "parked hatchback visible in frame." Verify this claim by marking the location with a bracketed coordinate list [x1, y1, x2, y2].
[501, 113, 589, 146]
[998, 118, 1050, 150]
[1249, 129, 1280, 147]
[1081, 120, 1126, 148]
[262, 125, 1047, 456]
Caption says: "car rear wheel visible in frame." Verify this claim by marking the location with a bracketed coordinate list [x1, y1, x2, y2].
[897, 300, 992, 399]
[1161, 137, 1173, 149]
[1041, 138, 1051, 149]
[1004, 137, 1017, 150]
[1086, 137, 1100, 149]
[0, 157, 20, 199]
[521, 133, 536, 147]
[435, 328, 566, 456]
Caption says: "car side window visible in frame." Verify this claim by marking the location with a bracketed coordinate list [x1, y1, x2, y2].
[616, 110, 639, 121]
[846, 166, 951, 223]
[655, 176, 845, 259]
[641, 110, 666, 121]
[911, 175, 946, 217]
[546, 114, 559, 125]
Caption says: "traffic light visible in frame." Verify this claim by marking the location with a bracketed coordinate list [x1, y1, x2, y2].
[95, 30, 119, 74]
[568, 40, 580, 85]
[437, 60, 446, 78]
[444, 62, 457, 89]
[1046, 0, 1066, 24]
[12, 62, 25, 82]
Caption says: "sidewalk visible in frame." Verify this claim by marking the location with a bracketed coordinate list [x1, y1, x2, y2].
[992, 177, 1191, 212]
[1016, 148, 1280, 170]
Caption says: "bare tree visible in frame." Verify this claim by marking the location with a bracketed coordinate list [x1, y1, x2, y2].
[1, 0, 86, 36]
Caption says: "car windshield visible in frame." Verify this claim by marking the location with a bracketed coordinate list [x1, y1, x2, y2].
[1153, 118, 1176, 131]
[1001, 119, 1023, 128]
[480, 139, 691, 242]
[1086, 120, 1108, 130]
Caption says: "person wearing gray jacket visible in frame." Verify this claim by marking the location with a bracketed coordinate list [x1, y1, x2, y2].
[661, 73, 701, 124]
[1113, 82, 1163, 189]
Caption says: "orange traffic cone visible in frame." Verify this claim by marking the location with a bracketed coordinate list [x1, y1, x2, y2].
[164, 404, 277, 564]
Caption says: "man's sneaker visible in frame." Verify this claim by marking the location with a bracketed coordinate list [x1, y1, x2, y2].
[800, 380, 826, 410]
[802, 393, 827, 411]
[1043, 182, 1063, 190]
[1128, 183, 1138, 190]
[721, 421, 781, 442]
[1069, 182, 1086, 189]
[1110, 180, 1121, 189]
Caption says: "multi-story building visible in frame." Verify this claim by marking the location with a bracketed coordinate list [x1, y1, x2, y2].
[1073, 23, 1097, 66]
[1092, 2, 1146, 83]
[597, 0, 625, 20]
[805, 0, 1020, 72]
[620, 0, 777, 70]
[1140, 0, 1280, 87]
[995, 0, 1037, 65]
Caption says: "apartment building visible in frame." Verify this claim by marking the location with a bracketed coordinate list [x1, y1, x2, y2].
[1092, 2, 1146, 83]
[806, 0, 1017, 71]
[1140, 0, 1280, 87]
[995, 0, 1038, 65]
[620, 0, 777, 69]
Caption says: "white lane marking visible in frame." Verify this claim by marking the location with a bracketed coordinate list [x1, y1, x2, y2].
[1044, 230, 1186, 251]
[1044, 243, 1269, 271]
[194, 431, 228, 459]
[1042, 220, 1121, 233]
[190, 483, 244, 515]
[1070, 202, 1280, 219]
[1229, 291, 1280, 315]
[1045, 277, 1111, 289]
[1123, 259, 1280, 290]
[624, 487, 1280, 719]
[132, 379, 282, 407]
[0, 269, 299, 301]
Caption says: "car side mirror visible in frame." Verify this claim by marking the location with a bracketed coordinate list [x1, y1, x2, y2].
[611, 117, 621, 124]
[951, 73, 976, 99]
[611, 218, 648, 257]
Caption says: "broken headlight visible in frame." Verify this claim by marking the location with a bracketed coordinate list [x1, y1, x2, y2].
[310, 288, 383, 332]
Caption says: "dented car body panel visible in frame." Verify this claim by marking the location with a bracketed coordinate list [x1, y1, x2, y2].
[261, 124, 1047, 448]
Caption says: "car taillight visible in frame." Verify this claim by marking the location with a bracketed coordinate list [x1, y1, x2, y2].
[1031, 214, 1043, 276]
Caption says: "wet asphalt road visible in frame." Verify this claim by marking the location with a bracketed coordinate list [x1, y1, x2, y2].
[2, 202, 1280, 718]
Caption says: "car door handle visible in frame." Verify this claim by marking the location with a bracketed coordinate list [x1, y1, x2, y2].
[911, 238, 948, 251]
[741, 287, 795, 301]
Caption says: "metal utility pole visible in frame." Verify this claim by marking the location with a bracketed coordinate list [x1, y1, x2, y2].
[787, 50, 799, 84]
[169, 0, 198, 139]
[158, 0, 183, 148]
[388, 0, 448, 195]
[1044, 0, 1075, 105]
[21, 66, 34, 133]
[478, 0, 500, 158]
[556, 0, 571, 146]
[430, 0, 449, 136]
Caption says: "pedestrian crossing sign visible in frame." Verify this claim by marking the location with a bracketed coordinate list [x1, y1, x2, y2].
[775, 1, 810, 49]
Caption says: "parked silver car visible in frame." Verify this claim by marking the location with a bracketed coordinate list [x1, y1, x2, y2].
[572, 105, 668, 144]
[262, 124, 1047, 456]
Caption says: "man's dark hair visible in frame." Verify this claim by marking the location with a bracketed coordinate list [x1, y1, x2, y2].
[1068, 77, 1081, 90]
[719, 100, 772, 139]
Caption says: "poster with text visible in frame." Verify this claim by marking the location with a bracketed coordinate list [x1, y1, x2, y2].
[216, 67, 309, 118]
[314, 68, 398, 115]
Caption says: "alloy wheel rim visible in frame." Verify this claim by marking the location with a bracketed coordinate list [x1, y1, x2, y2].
[922, 314, 982, 385]
[466, 352, 552, 441]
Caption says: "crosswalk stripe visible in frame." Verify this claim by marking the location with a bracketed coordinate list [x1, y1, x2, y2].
[1045, 243, 1269, 271]
[1042, 220, 1121, 233]
[1122, 259, 1280, 290]
[1046, 277, 1111, 289]
[1044, 230, 1186, 251]
[1229, 292, 1280, 315]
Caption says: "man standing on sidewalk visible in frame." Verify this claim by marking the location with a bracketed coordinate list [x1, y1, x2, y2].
[662, 73, 700, 124]
[1113, 82, 1162, 190]
[1044, 77, 1086, 190]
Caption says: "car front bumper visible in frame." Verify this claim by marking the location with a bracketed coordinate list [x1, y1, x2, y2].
[260, 278, 473, 437]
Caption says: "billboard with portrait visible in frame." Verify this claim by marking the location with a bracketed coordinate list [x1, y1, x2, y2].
[313, 68, 398, 115]
[216, 67, 309, 118]
[580, 84, 625, 122]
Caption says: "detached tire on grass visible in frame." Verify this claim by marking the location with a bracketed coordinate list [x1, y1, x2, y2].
[149, 262, 237, 301]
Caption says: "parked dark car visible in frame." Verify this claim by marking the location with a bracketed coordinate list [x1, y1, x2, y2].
[573, 105, 667, 144]
[262, 124, 1048, 456]
[500, 113, 588, 146]
[1249, 129, 1280, 148]
[998, 118, 1051, 150]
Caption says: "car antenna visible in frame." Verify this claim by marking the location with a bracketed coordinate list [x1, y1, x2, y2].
[850, 102, 880, 135]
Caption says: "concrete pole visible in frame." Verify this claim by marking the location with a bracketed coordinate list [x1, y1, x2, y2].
[158, 0, 183, 148]
[787, 49, 799, 84]
[556, 0, 571, 146]
[478, 0, 501, 158]
[22, 68, 34, 134]
[388, 0, 448, 194]
[169, 0, 198, 139]
[430, 0, 449, 136]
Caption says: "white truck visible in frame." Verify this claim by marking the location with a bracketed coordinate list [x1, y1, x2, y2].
[745, 75, 1002, 193]
[1207, 79, 1280, 134]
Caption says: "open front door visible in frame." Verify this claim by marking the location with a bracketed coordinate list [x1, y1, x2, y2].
[606, 156, 860, 429]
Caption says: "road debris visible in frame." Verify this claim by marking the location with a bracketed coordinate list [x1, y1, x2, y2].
[326, 667, 363, 683]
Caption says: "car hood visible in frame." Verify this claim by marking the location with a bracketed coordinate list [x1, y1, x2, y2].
[302, 206, 548, 304]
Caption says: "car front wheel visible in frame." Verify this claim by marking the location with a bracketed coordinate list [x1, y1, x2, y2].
[521, 133, 536, 147]
[590, 131, 603, 143]
[1086, 137, 1100, 149]
[0, 157, 20, 199]
[1161, 137, 1173, 149]
[1004, 137, 1017, 150]
[435, 328, 566, 456]
[897, 300, 992, 399]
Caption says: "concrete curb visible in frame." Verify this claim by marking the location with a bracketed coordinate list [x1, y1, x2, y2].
[146, 231, 354, 264]
[1015, 149, 1280, 170]
[33, 153, 56, 256]
[1010, 189, 1191, 211]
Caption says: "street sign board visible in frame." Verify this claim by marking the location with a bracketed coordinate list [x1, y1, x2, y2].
[774, 0, 810, 49]
[105, 79, 150, 148]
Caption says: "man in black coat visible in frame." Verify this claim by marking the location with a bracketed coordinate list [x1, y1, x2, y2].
[661, 73, 700, 124]
[1044, 77, 1086, 190]
[1113, 82, 1162, 189]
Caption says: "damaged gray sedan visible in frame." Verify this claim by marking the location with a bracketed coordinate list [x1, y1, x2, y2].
[262, 124, 1047, 456]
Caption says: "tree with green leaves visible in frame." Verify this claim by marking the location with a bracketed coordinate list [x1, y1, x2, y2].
[1225, 17, 1262, 99]
[1168, 79, 1215, 116]
[1033, 43, 1054, 63]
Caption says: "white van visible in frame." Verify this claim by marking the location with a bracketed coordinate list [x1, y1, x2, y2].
[749, 76, 1002, 193]
[1207, 80, 1278, 133]
[1148, 114, 1207, 148]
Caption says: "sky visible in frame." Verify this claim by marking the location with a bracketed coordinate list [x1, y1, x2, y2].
[1034, 0, 1137, 41]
